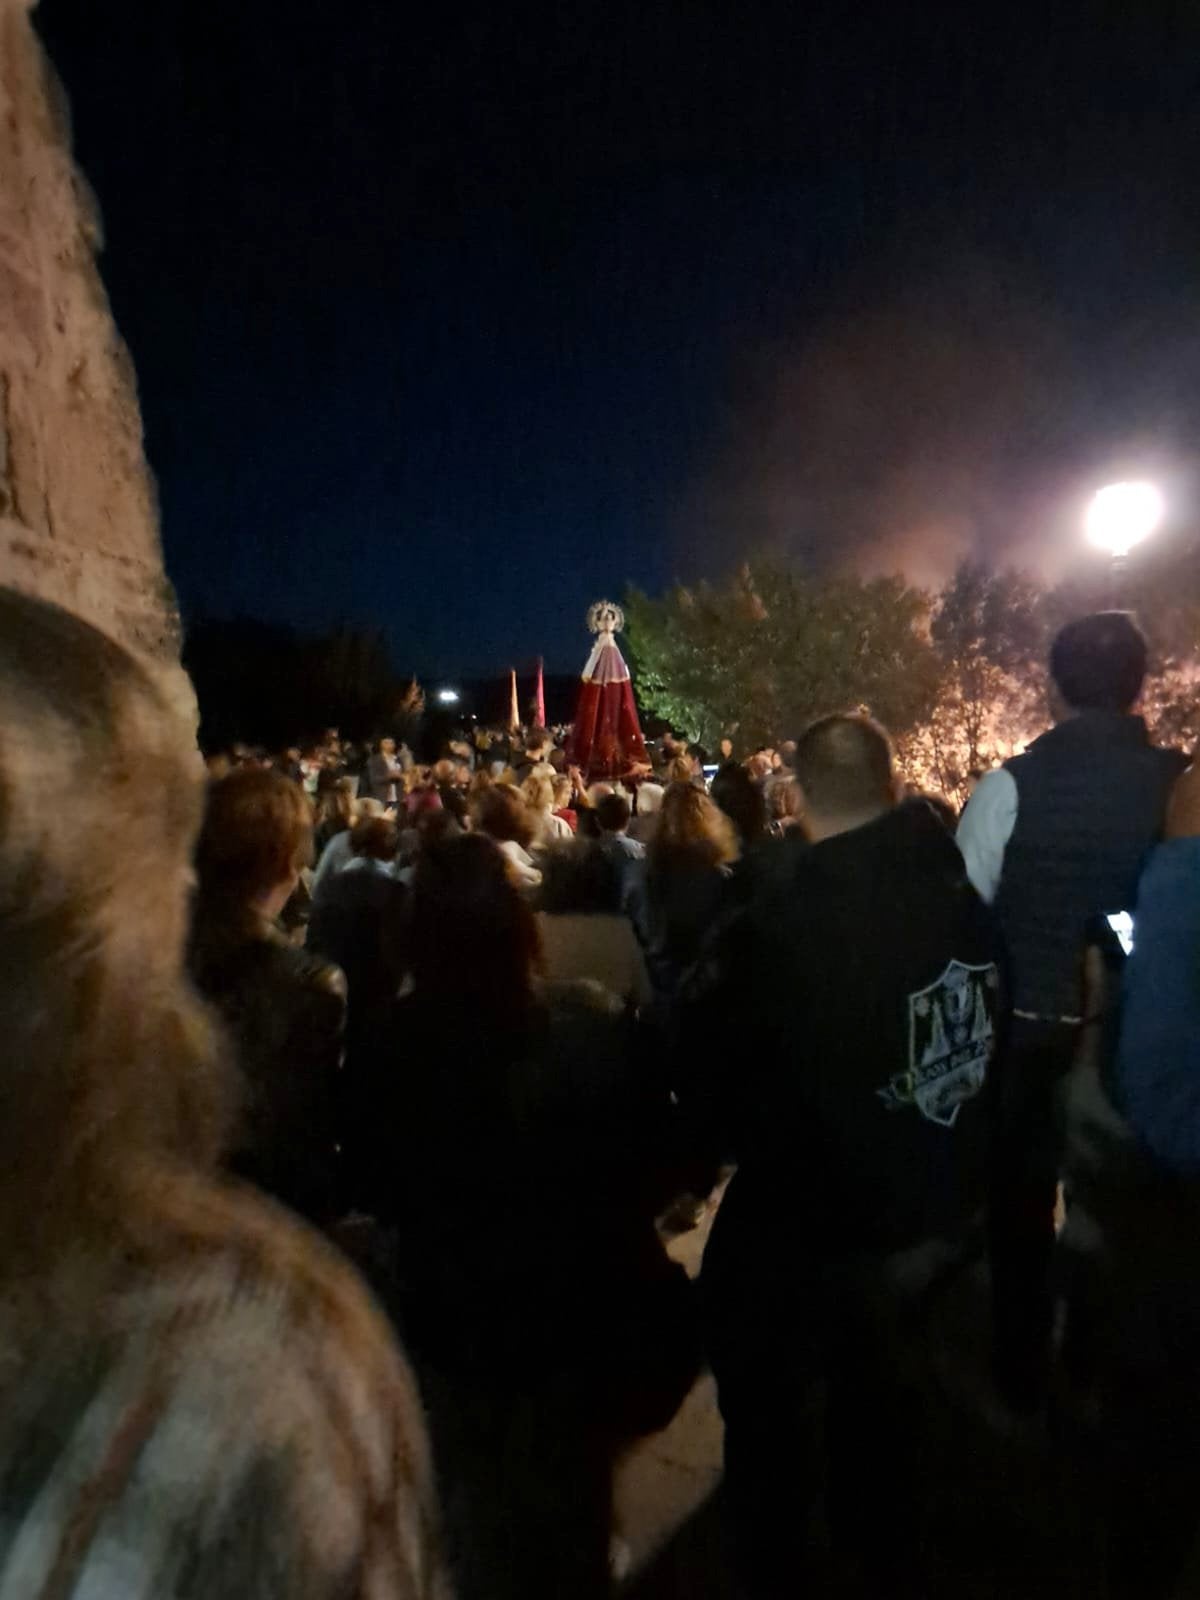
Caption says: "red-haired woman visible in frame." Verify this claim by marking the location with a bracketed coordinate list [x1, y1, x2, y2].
[188, 768, 345, 1224]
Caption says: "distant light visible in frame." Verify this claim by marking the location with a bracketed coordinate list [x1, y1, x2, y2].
[1085, 481, 1164, 558]
[436, 688, 460, 705]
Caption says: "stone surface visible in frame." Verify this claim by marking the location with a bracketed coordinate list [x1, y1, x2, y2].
[0, 0, 176, 658]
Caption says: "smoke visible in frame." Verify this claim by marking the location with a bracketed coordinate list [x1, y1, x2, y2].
[681, 260, 1200, 592]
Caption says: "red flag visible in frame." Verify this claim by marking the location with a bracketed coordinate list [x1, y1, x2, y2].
[508, 668, 519, 731]
[534, 657, 546, 728]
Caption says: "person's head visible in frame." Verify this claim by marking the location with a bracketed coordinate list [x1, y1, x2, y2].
[413, 807, 462, 853]
[710, 761, 768, 846]
[792, 714, 898, 841]
[538, 839, 624, 915]
[353, 797, 385, 823]
[194, 768, 314, 924]
[552, 775, 574, 810]
[595, 792, 632, 835]
[432, 758, 457, 787]
[204, 750, 232, 782]
[779, 739, 797, 769]
[409, 833, 540, 1016]
[745, 752, 773, 781]
[0, 589, 228, 1271]
[473, 783, 536, 850]
[636, 781, 665, 818]
[667, 754, 696, 785]
[651, 781, 739, 870]
[522, 771, 557, 815]
[350, 815, 399, 862]
[379, 736, 397, 757]
[468, 766, 495, 800]
[765, 773, 804, 827]
[718, 738, 734, 760]
[1049, 611, 1147, 715]
[315, 773, 356, 833]
[526, 726, 551, 758]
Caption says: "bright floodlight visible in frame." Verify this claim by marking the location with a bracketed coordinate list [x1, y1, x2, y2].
[436, 688, 460, 705]
[1085, 481, 1164, 558]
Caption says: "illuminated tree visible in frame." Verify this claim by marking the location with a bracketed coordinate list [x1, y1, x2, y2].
[900, 562, 1045, 799]
[625, 562, 939, 751]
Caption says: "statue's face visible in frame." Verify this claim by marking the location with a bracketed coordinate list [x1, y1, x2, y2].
[598, 606, 618, 629]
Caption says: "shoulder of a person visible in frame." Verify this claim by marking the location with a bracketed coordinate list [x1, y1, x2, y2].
[136, 1171, 410, 1390]
[277, 943, 347, 1004]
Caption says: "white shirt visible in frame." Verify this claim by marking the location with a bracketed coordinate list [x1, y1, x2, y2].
[496, 838, 543, 888]
[956, 768, 1019, 904]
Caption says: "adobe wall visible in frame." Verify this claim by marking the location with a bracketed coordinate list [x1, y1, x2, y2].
[0, 0, 177, 659]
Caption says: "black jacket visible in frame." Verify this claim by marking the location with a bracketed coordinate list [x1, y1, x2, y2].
[684, 803, 1006, 1305]
[189, 914, 345, 1223]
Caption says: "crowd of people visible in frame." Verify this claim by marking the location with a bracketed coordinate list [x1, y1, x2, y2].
[3, 589, 1200, 1598]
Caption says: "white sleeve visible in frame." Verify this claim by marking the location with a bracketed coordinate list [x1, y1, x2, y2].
[956, 768, 1019, 904]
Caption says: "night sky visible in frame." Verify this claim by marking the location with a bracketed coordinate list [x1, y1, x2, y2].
[37, 1, 1200, 677]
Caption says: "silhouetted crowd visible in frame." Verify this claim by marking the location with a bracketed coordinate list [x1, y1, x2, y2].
[3, 591, 1200, 1599]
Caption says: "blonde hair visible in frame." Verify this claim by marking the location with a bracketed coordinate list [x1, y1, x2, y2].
[522, 771, 556, 814]
[0, 588, 229, 1279]
[651, 780, 739, 869]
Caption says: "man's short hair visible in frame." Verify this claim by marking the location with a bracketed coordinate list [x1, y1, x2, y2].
[793, 714, 895, 815]
[1050, 611, 1147, 713]
[595, 792, 632, 833]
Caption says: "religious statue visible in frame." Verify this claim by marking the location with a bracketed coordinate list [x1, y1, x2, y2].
[565, 600, 650, 783]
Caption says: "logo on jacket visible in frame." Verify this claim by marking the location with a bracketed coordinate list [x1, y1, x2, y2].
[878, 960, 999, 1127]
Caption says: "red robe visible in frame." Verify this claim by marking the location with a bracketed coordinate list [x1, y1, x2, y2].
[566, 632, 648, 782]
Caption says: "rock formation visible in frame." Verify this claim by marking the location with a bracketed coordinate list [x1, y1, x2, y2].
[0, 0, 177, 658]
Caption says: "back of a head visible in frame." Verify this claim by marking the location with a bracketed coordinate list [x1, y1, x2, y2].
[793, 714, 896, 821]
[710, 762, 768, 845]
[473, 783, 535, 848]
[194, 767, 313, 914]
[539, 839, 624, 915]
[1050, 611, 1147, 713]
[410, 833, 540, 1014]
[350, 815, 399, 861]
[0, 588, 228, 1263]
[522, 771, 556, 814]
[651, 780, 738, 870]
[595, 791, 632, 834]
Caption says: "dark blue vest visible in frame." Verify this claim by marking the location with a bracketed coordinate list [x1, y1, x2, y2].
[995, 713, 1183, 1017]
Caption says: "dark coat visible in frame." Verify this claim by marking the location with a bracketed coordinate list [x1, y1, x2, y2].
[189, 914, 345, 1223]
[681, 804, 1006, 1314]
[364, 981, 696, 1431]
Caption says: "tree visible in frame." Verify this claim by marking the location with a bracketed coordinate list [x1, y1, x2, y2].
[625, 562, 940, 751]
[900, 562, 1045, 800]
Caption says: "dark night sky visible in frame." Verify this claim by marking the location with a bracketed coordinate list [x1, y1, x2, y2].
[37, 1, 1200, 676]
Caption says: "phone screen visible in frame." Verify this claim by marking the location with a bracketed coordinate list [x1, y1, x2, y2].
[1106, 911, 1135, 957]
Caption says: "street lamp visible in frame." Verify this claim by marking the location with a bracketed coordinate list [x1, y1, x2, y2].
[436, 688, 460, 705]
[1085, 480, 1163, 603]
